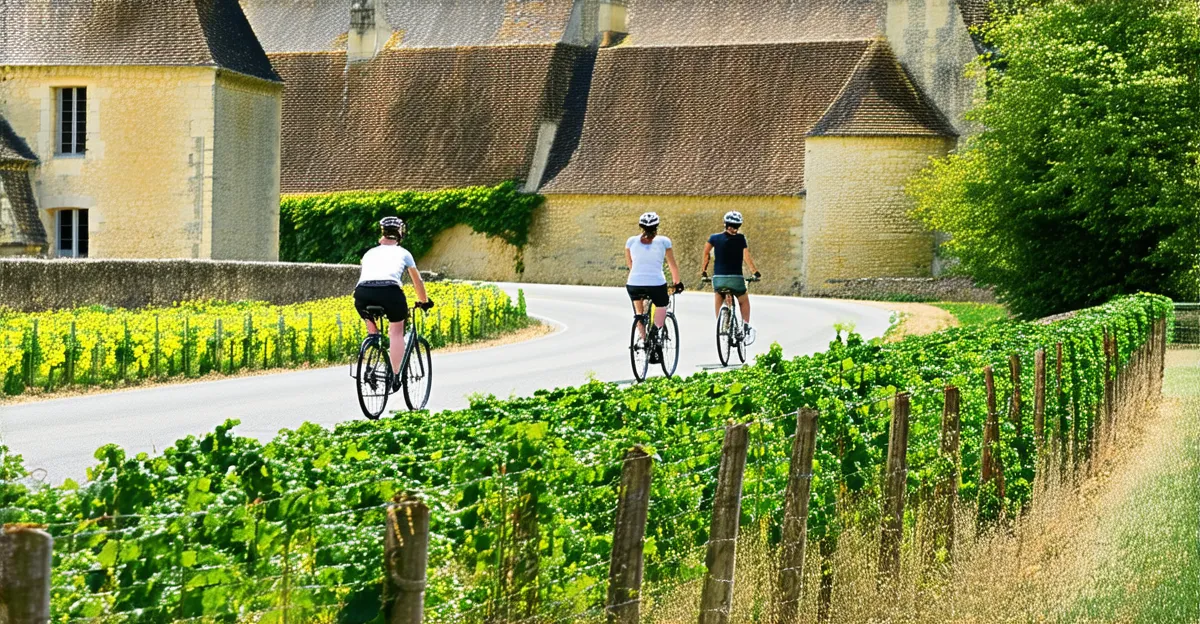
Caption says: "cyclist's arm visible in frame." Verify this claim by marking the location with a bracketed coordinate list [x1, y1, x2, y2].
[624, 246, 635, 270]
[700, 242, 713, 274]
[407, 266, 429, 302]
[665, 247, 681, 285]
[743, 248, 760, 276]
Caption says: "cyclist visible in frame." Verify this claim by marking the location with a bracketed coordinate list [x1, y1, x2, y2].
[700, 211, 761, 337]
[625, 212, 684, 363]
[355, 216, 434, 390]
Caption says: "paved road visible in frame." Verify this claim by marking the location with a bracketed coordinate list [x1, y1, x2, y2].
[0, 283, 892, 483]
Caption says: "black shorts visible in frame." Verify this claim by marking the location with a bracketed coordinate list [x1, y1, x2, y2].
[626, 284, 669, 308]
[354, 283, 409, 323]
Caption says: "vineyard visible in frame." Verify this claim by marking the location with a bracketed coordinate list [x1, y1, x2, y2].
[0, 282, 530, 397]
[0, 293, 1172, 623]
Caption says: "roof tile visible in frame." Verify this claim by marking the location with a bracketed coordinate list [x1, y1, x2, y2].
[622, 0, 885, 45]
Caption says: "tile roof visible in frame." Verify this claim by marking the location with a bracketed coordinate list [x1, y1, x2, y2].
[0, 169, 48, 249]
[542, 41, 878, 196]
[0, 0, 279, 82]
[239, 0, 579, 52]
[271, 44, 583, 193]
[0, 116, 38, 164]
[622, 0, 886, 45]
[808, 41, 956, 138]
[958, 0, 993, 30]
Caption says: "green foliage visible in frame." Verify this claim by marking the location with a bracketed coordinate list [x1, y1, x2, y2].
[932, 302, 1011, 327]
[279, 181, 544, 266]
[910, 0, 1200, 319]
[2, 294, 1172, 622]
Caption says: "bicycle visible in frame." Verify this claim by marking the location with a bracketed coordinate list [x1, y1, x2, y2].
[352, 305, 433, 419]
[701, 275, 759, 367]
[629, 292, 680, 382]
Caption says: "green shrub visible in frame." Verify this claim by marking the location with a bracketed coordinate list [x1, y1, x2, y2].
[279, 181, 544, 266]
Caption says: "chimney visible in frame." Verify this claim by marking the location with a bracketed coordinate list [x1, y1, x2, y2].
[348, 0, 393, 62]
[598, 0, 627, 47]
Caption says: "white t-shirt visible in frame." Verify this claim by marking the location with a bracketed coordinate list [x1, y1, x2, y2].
[626, 235, 672, 286]
[357, 244, 416, 285]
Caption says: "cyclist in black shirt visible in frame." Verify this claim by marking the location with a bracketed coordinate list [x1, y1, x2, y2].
[700, 211, 761, 335]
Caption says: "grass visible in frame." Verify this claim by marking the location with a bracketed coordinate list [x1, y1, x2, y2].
[931, 301, 1010, 326]
[1059, 354, 1200, 622]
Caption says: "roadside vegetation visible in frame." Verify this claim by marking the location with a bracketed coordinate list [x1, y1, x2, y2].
[0, 294, 1168, 622]
[0, 282, 531, 398]
[931, 302, 1010, 327]
[910, 0, 1200, 318]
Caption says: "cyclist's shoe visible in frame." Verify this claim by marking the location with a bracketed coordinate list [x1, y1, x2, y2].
[743, 323, 757, 346]
[391, 373, 402, 393]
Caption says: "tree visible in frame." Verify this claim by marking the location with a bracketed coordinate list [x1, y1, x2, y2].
[909, 0, 1200, 319]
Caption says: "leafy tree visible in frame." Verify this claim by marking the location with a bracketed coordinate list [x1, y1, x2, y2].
[910, 0, 1200, 318]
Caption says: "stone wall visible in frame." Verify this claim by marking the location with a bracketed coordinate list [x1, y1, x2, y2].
[211, 71, 283, 261]
[0, 258, 361, 312]
[821, 276, 996, 302]
[420, 194, 806, 294]
[802, 135, 954, 293]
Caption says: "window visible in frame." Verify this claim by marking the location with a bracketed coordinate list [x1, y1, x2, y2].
[58, 87, 87, 155]
[56, 209, 88, 257]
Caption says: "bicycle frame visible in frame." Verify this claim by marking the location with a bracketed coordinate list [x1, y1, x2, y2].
[349, 308, 422, 380]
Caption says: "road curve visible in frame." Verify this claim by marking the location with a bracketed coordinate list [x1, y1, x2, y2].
[0, 283, 893, 483]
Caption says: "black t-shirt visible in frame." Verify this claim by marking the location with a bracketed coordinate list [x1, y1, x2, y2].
[708, 232, 748, 276]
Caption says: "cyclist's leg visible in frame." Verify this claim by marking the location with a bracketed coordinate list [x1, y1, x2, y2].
[736, 293, 751, 324]
[713, 291, 724, 317]
[627, 286, 649, 339]
[353, 286, 380, 335]
[388, 320, 406, 372]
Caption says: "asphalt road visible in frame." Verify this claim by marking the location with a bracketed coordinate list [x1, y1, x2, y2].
[0, 283, 892, 483]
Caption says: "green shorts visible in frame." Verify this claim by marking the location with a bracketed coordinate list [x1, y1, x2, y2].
[712, 275, 747, 296]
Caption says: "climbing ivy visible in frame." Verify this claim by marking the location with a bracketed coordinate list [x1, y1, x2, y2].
[279, 181, 543, 266]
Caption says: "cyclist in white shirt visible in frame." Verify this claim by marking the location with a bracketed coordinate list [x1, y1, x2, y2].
[355, 217, 433, 390]
[625, 212, 684, 363]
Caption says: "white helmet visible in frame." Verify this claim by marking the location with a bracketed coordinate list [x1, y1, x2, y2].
[723, 211, 744, 226]
[379, 216, 407, 240]
[639, 212, 660, 228]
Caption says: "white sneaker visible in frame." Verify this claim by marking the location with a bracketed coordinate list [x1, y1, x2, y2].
[743, 323, 756, 346]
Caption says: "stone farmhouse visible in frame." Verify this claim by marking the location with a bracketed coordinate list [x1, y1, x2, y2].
[0, 0, 283, 260]
[243, 0, 989, 294]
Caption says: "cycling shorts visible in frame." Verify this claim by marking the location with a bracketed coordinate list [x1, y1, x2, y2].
[712, 275, 747, 296]
[626, 284, 670, 308]
[354, 283, 409, 322]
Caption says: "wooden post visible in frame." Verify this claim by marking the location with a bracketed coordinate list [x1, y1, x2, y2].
[878, 393, 911, 585]
[698, 422, 750, 624]
[0, 525, 53, 624]
[607, 447, 653, 624]
[932, 387, 961, 563]
[1056, 342, 1068, 477]
[981, 366, 1005, 502]
[1104, 332, 1116, 445]
[385, 496, 430, 624]
[1034, 349, 1046, 453]
[776, 409, 819, 624]
[816, 540, 835, 623]
[1009, 354, 1028, 475]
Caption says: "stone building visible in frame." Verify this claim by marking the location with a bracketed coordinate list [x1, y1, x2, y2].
[0, 114, 46, 256]
[243, 0, 989, 293]
[0, 0, 283, 260]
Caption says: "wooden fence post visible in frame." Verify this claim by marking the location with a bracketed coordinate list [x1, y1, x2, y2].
[1009, 354, 1027, 473]
[1056, 342, 1068, 478]
[607, 447, 653, 624]
[385, 496, 430, 624]
[1034, 349, 1046, 456]
[0, 525, 53, 624]
[776, 408, 819, 624]
[698, 422, 750, 624]
[981, 366, 1005, 504]
[932, 386, 961, 564]
[1104, 331, 1116, 446]
[878, 393, 911, 586]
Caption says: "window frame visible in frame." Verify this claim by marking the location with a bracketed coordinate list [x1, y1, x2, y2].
[55, 209, 89, 258]
[56, 86, 87, 157]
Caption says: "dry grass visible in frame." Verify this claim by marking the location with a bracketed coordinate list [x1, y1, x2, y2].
[841, 300, 960, 341]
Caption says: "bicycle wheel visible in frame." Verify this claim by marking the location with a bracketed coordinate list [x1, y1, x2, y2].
[630, 317, 650, 382]
[356, 338, 391, 420]
[716, 306, 732, 367]
[660, 313, 680, 377]
[402, 336, 433, 411]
